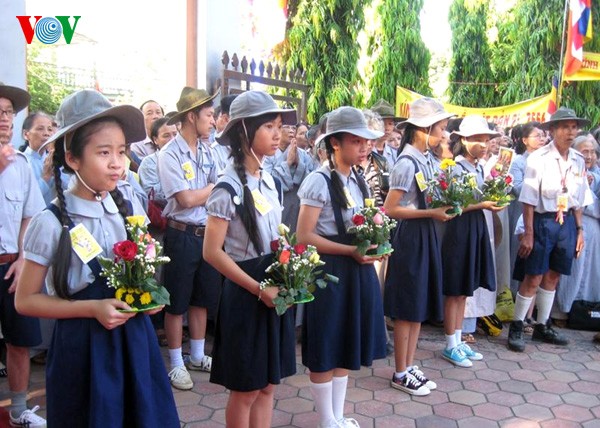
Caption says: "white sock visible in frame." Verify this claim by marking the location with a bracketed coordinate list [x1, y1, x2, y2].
[394, 370, 408, 379]
[536, 288, 556, 325]
[514, 292, 534, 321]
[446, 334, 457, 350]
[455, 329, 462, 345]
[169, 347, 184, 368]
[190, 338, 205, 362]
[310, 380, 335, 427]
[331, 376, 348, 421]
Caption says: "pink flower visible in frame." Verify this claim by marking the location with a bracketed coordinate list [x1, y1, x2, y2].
[490, 168, 499, 178]
[373, 213, 384, 225]
[145, 243, 156, 260]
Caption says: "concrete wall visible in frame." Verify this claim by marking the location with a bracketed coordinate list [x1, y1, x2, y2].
[0, 0, 27, 147]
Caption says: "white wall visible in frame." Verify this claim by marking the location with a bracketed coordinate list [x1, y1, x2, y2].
[0, 0, 27, 147]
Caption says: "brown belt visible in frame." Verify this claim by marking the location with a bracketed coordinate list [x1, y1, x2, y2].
[0, 253, 18, 265]
[167, 219, 206, 237]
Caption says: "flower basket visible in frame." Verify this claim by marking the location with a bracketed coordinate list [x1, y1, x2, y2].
[261, 224, 338, 316]
[98, 215, 171, 312]
[347, 199, 397, 256]
[425, 159, 479, 215]
[482, 169, 515, 207]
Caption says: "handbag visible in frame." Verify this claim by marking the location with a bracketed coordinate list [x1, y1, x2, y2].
[568, 300, 600, 331]
[147, 189, 167, 231]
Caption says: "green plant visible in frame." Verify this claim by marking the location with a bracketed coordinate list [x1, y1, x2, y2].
[26, 43, 71, 115]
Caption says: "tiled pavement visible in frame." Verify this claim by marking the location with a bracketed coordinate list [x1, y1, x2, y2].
[2, 323, 599, 427]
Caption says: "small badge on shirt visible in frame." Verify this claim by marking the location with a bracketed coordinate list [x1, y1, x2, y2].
[343, 186, 356, 209]
[182, 161, 195, 181]
[557, 193, 569, 212]
[251, 189, 273, 215]
[69, 224, 103, 264]
[415, 171, 428, 192]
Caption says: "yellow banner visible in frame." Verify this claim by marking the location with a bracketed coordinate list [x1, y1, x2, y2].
[396, 86, 553, 128]
[564, 51, 600, 81]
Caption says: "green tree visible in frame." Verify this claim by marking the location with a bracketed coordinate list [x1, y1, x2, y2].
[285, 0, 371, 122]
[26, 44, 71, 115]
[369, 0, 431, 104]
[447, 0, 497, 107]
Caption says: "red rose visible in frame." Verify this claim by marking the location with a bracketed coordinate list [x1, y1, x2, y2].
[352, 214, 365, 226]
[113, 240, 138, 262]
[440, 180, 448, 191]
[279, 250, 291, 264]
[270, 239, 280, 252]
[380, 207, 386, 214]
[505, 175, 513, 185]
[293, 244, 307, 255]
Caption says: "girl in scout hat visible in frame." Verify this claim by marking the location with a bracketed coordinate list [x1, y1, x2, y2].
[383, 97, 455, 396]
[15, 89, 179, 427]
[442, 115, 504, 367]
[203, 90, 297, 427]
[296, 106, 387, 428]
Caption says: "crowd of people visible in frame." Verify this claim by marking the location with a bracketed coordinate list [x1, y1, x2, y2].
[0, 79, 599, 427]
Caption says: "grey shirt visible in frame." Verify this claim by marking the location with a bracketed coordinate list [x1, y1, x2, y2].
[0, 152, 45, 254]
[271, 147, 315, 191]
[389, 144, 435, 209]
[206, 165, 282, 262]
[157, 133, 217, 225]
[23, 188, 146, 295]
[298, 165, 365, 236]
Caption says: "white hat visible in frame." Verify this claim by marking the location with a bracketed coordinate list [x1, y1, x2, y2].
[315, 106, 384, 145]
[396, 97, 455, 130]
[450, 115, 499, 141]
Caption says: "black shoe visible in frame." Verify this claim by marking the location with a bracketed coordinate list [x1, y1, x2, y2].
[508, 321, 526, 352]
[532, 321, 569, 345]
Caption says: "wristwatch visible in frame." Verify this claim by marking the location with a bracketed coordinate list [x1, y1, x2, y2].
[576, 225, 584, 231]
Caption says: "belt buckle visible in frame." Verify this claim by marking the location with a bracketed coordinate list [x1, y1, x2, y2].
[194, 227, 204, 237]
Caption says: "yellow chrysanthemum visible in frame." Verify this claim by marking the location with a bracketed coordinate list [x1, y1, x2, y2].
[364, 198, 375, 208]
[277, 224, 290, 235]
[125, 294, 135, 305]
[127, 288, 135, 294]
[134, 288, 142, 295]
[140, 292, 152, 305]
[309, 252, 320, 264]
[440, 159, 456, 170]
[115, 288, 125, 301]
[126, 215, 146, 227]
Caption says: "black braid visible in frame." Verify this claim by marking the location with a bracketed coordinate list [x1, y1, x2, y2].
[231, 130, 263, 254]
[325, 134, 351, 208]
[109, 187, 133, 240]
[352, 166, 372, 201]
[399, 124, 417, 154]
[51, 139, 74, 299]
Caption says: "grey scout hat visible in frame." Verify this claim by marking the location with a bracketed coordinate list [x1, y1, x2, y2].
[539, 106, 590, 130]
[396, 97, 455, 130]
[216, 90, 297, 146]
[315, 106, 384, 145]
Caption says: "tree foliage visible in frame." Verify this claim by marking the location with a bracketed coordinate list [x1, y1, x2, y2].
[284, 0, 371, 122]
[368, 0, 431, 104]
[26, 44, 70, 115]
[491, 0, 600, 125]
[448, 0, 497, 107]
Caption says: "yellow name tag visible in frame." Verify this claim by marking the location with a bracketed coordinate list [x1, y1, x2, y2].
[343, 186, 356, 209]
[69, 223, 103, 264]
[182, 161, 195, 181]
[251, 189, 273, 216]
[557, 193, 568, 212]
[415, 171, 428, 192]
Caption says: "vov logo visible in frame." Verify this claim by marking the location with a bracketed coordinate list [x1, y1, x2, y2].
[16, 16, 81, 45]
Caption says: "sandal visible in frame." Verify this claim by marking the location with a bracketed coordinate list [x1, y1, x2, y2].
[462, 333, 476, 344]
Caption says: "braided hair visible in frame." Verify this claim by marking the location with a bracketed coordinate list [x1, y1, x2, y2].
[51, 117, 131, 299]
[325, 132, 371, 208]
[227, 113, 279, 254]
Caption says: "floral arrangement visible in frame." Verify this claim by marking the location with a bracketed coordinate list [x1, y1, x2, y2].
[260, 224, 338, 316]
[347, 198, 397, 256]
[98, 215, 171, 311]
[425, 158, 479, 215]
[482, 168, 514, 206]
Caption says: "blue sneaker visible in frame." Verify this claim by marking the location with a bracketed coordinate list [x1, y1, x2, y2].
[442, 346, 473, 368]
[459, 342, 483, 361]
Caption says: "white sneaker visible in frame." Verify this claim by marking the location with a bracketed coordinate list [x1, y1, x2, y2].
[168, 365, 194, 390]
[337, 417, 360, 427]
[408, 366, 437, 390]
[186, 355, 212, 372]
[458, 342, 483, 361]
[9, 406, 47, 427]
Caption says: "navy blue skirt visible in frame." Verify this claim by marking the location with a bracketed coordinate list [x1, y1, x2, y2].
[442, 210, 496, 296]
[210, 255, 296, 392]
[384, 218, 444, 322]
[46, 279, 179, 428]
[302, 236, 387, 372]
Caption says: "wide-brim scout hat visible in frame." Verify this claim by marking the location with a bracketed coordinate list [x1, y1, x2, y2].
[167, 87, 219, 125]
[216, 90, 297, 146]
[450, 115, 500, 141]
[370, 98, 405, 121]
[41, 89, 145, 151]
[0, 82, 31, 113]
[539, 106, 590, 130]
[396, 97, 455, 130]
[315, 106, 384, 145]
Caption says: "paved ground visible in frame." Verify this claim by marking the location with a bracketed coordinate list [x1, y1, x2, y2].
[2, 323, 599, 427]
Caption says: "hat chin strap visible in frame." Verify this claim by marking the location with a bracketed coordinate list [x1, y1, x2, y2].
[74, 170, 103, 201]
[425, 125, 432, 153]
[242, 119, 264, 171]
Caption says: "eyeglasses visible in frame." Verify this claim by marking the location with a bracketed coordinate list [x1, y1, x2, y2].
[527, 133, 545, 140]
[0, 109, 15, 118]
